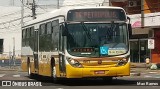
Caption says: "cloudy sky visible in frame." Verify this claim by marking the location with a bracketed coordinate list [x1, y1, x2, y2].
[0, 0, 64, 6]
[0, 0, 106, 7]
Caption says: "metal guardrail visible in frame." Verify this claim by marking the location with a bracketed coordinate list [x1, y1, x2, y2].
[0, 59, 21, 67]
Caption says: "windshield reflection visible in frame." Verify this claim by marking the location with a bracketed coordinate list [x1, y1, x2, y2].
[67, 23, 128, 57]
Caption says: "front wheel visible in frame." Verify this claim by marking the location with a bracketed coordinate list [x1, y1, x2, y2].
[51, 66, 59, 83]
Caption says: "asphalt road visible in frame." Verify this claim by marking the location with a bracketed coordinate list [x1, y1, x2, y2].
[1, 70, 160, 89]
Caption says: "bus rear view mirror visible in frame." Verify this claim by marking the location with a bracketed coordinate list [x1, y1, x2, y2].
[62, 24, 68, 36]
[128, 24, 132, 38]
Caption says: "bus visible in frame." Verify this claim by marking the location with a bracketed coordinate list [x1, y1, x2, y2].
[21, 6, 132, 82]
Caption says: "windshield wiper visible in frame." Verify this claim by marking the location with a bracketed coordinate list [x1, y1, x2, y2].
[81, 22, 92, 42]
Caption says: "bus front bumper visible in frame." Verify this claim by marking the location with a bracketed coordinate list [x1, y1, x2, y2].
[66, 63, 130, 78]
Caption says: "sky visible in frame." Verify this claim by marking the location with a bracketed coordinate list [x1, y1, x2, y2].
[0, 0, 107, 7]
[0, 0, 107, 54]
[63, 0, 105, 6]
[0, 0, 64, 6]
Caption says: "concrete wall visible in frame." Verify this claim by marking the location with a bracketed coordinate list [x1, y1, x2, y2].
[0, 32, 21, 59]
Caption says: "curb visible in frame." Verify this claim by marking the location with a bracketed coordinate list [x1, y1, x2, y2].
[0, 68, 18, 71]
[0, 67, 20, 71]
[130, 72, 141, 76]
[130, 64, 147, 68]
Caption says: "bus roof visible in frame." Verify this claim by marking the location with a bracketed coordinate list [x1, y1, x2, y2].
[23, 6, 125, 28]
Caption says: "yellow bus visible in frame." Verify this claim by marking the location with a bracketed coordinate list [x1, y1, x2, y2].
[21, 6, 132, 82]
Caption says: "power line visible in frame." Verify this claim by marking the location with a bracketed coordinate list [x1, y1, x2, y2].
[0, 15, 30, 25]
[0, 10, 21, 19]
[19, 0, 32, 10]
[36, 5, 49, 12]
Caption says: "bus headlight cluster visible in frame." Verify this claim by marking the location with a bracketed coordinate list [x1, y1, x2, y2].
[117, 57, 129, 66]
[66, 57, 83, 68]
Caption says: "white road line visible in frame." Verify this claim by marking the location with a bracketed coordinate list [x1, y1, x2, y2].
[149, 72, 158, 74]
[56, 88, 64, 89]
[155, 77, 160, 78]
[144, 75, 152, 78]
[0, 74, 5, 77]
[13, 74, 20, 77]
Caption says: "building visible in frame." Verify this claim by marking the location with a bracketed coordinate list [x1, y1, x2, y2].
[0, 5, 57, 60]
[0, 0, 103, 60]
[109, 0, 160, 63]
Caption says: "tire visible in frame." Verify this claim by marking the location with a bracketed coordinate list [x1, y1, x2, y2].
[28, 63, 32, 78]
[51, 58, 59, 83]
[27, 58, 34, 78]
[51, 65, 59, 83]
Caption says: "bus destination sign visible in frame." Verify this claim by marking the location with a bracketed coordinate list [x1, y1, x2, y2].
[67, 9, 126, 22]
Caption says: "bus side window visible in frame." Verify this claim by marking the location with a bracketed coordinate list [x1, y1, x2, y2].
[30, 27, 34, 37]
[47, 22, 52, 34]
[52, 20, 59, 51]
[26, 28, 29, 38]
[40, 24, 46, 35]
[22, 29, 26, 46]
[22, 29, 26, 39]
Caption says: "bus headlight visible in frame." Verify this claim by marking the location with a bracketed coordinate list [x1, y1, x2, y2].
[66, 57, 83, 68]
[117, 56, 129, 66]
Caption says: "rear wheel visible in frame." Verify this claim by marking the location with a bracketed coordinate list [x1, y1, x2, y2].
[27, 63, 33, 78]
[51, 58, 59, 83]
[27, 58, 34, 78]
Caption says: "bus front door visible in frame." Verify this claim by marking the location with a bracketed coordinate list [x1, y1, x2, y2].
[59, 25, 66, 76]
[34, 29, 39, 72]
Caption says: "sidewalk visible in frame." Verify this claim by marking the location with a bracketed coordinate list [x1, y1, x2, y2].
[131, 63, 147, 68]
[0, 66, 20, 71]
[130, 63, 160, 76]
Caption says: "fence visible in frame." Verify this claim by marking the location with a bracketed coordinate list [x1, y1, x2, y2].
[0, 59, 21, 67]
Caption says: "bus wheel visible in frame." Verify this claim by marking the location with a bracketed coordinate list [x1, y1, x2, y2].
[27, 59, 33, 78]
[51, 66, 58, 83]
[28, 63, 31, 77]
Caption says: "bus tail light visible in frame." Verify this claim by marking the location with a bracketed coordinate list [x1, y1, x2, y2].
[67, 57, 83, 68]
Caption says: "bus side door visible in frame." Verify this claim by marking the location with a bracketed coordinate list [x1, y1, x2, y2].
[59, 25, 66, 75]
[34, 29, 39, 72]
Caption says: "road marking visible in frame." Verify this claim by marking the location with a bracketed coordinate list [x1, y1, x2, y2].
[0, 74, 5, 77]
[144, 75, 152, 78]
[13, 74, 20, 77]
[141, 73, 147, 75]
[149, 72, 158, 74]
[155, 77, 160, 78]
[56, 88, 63, 89]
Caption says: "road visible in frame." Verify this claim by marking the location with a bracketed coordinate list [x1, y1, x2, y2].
[0, 69, 160, 89]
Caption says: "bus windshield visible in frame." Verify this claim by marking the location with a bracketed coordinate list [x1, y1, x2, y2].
[66, 23, 128, 57]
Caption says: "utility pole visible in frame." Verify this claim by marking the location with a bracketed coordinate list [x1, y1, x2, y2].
[13, 0, 14, 6]
[9, 46, 11, 68]
[10, 0, 14, 6]
[141, 0, 144, 27]
[57, 0, 60, 9]
[21, 0, 24, 28]
[13, 37, 15, 66]
[32, 0, 36, 19]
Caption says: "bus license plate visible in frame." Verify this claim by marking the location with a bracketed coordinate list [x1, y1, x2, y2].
[94, 70, 105, 74]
